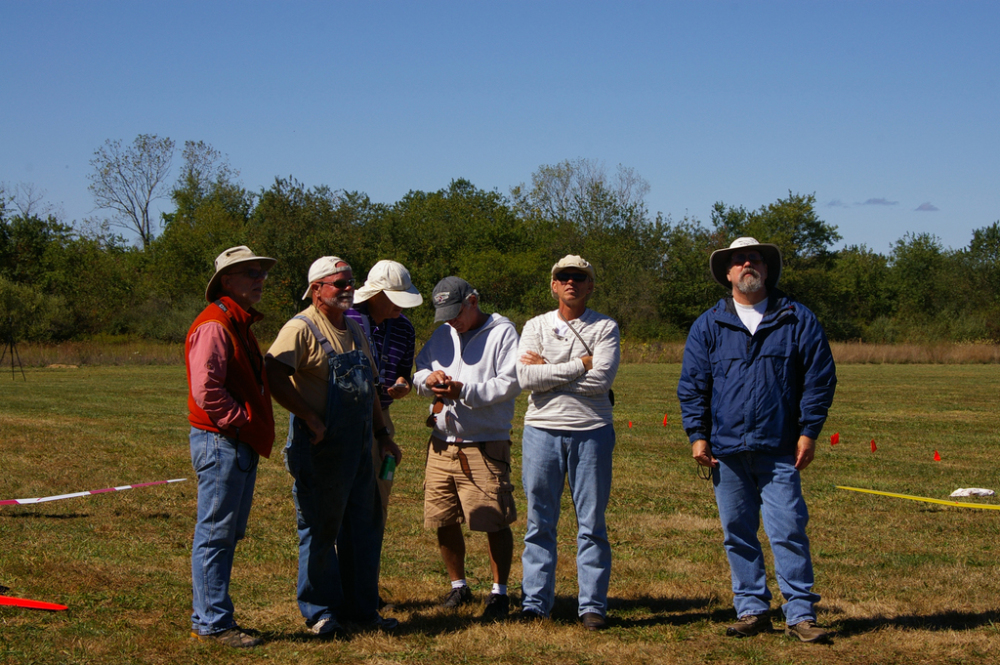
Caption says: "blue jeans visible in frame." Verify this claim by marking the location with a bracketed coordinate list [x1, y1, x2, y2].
[521, 424, 615, 618]
[713, 452, 819, 625]
[283, 345, 380, 625]
[190, 427, 258, 635]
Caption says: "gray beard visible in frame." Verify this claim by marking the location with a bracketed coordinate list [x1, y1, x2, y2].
[736, 268, 764, 295]
[322, 294, 354, 311]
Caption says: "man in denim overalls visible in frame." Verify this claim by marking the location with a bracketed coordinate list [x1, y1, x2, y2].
[266, 256, 402, 636]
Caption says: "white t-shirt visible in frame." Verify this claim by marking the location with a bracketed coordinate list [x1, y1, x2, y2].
[735, 299, 768, 335]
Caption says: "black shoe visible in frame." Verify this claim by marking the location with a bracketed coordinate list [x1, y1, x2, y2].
[581, 612, 607, 631]
[440, 585, 473, 608]
[369, 613, 399, 631]
[518, 608, 546, 622]
[190, 627, 262, 648]
[481, 593, 510, 620]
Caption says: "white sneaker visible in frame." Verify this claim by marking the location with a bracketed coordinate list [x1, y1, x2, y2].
[310, 617, 342, 636]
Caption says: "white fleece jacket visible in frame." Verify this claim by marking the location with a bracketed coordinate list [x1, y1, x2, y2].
[413, 313, 521, 442]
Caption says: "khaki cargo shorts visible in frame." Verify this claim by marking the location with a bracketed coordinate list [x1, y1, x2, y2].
[423, 436, 517, 532]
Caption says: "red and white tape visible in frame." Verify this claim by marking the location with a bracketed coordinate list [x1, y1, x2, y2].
[0, 478, 187, 506]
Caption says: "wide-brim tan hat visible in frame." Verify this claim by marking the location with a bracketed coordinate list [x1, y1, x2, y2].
[205, 246, 276, 302]
[353, 259, 423, 308]
[709, 237, 782, 290]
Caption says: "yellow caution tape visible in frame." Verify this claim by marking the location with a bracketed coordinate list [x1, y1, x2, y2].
[837, 486, 1000, 510]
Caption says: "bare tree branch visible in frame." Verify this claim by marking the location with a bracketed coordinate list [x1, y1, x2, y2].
[88, 134, 175, 249]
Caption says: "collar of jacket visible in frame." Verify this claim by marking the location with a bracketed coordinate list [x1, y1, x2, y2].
[717, 288, 796, 331]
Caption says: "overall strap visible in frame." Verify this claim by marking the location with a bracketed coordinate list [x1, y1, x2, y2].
[293, 315, 336, 357]
[295, 315, 368, 358]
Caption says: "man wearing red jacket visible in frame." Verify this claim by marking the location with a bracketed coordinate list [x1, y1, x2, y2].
[186, 246, 276, 648]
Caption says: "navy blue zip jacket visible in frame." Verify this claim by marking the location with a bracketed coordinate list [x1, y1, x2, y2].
[677, 289, 837, 458]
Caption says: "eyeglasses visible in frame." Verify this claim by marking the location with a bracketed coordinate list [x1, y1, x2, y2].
[317, 278, 355, 290]
[731, 252, 763, 265]
[554, 272, 589, 283]
[234, 268, 269, 280]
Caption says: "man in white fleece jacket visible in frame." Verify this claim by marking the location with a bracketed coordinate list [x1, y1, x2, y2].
[413, 277, 521, 620]
[516, 255, 620, 631]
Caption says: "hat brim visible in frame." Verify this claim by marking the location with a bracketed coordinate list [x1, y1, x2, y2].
[205, 256, 277, 302]
[354, 285, 423, 308]
[709, 243, 782, 290]
[434, 302, 464, 322]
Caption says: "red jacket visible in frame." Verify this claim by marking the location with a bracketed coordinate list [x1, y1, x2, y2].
[185, 296, 275, 458]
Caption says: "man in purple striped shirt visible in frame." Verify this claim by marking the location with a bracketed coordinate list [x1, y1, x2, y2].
[347, 260, 423, 602]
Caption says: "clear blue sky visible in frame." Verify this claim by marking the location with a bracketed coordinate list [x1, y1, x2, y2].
[3, 0, 997, 253]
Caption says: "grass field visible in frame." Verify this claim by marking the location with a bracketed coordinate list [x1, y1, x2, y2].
[2, 363, 1000, 664]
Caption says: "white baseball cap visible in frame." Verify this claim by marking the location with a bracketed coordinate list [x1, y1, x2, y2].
[301, 256, 351, 300]
[353, 260, 423, 308]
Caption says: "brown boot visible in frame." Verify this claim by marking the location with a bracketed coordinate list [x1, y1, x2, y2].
[785, 620, 831, 643]
[725, 613, 772, 637]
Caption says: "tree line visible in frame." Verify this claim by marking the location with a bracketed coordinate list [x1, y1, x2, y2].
[2, 136, 999, 345]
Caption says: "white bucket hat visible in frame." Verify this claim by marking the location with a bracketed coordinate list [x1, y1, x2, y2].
[205, 246, 276, 302]
[353, 260, 423, 308]
[709, 237, 782, 290]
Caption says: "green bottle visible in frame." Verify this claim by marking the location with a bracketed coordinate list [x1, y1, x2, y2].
[378, 455, 396, 481]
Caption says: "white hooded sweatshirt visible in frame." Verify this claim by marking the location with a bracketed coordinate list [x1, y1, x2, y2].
[413, 313, 521, 442]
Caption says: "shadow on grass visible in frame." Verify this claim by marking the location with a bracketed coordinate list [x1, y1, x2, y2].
[604, 594, 734, 629]
[831, 609, 1000, 637]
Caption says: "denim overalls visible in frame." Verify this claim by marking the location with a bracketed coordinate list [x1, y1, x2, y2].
[283, 315, 381, 625]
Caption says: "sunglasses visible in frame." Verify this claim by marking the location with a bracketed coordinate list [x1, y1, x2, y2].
[317, 278, 355, 290]
[554, 272, 589, 283]
[731, 252, 763, 265]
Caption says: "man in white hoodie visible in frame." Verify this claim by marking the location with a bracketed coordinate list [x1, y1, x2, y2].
[413, 277, 521, 620]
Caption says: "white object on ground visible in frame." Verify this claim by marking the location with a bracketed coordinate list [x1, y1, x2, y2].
[949, 488, 996, 498]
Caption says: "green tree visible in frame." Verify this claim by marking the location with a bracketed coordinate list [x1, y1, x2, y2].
[153, 144, 255, 305]
[246, 178, 377, 329]
[375, 179, 543, 333]
[513, 160, 681, 338]
[827, 245, 894, 340]
[655, 217, 725, 333]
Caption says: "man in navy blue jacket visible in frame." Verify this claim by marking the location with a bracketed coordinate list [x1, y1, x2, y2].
[678, 237, 837, 644]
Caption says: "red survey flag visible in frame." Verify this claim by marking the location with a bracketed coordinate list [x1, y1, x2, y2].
[663, 414, 668, 426]
[830, 432, 840, 446]
[628, 421, 632, 428]
[870, 439, 877, 452]
[0, 595, 68, 611]
[934, 450, 941, 461]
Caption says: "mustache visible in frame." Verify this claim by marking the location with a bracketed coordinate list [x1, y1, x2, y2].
[739, 267, 761, 279]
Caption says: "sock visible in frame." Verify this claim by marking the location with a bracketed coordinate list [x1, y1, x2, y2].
[451, 579, 468, 590]
[492, 583, 507, 596]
